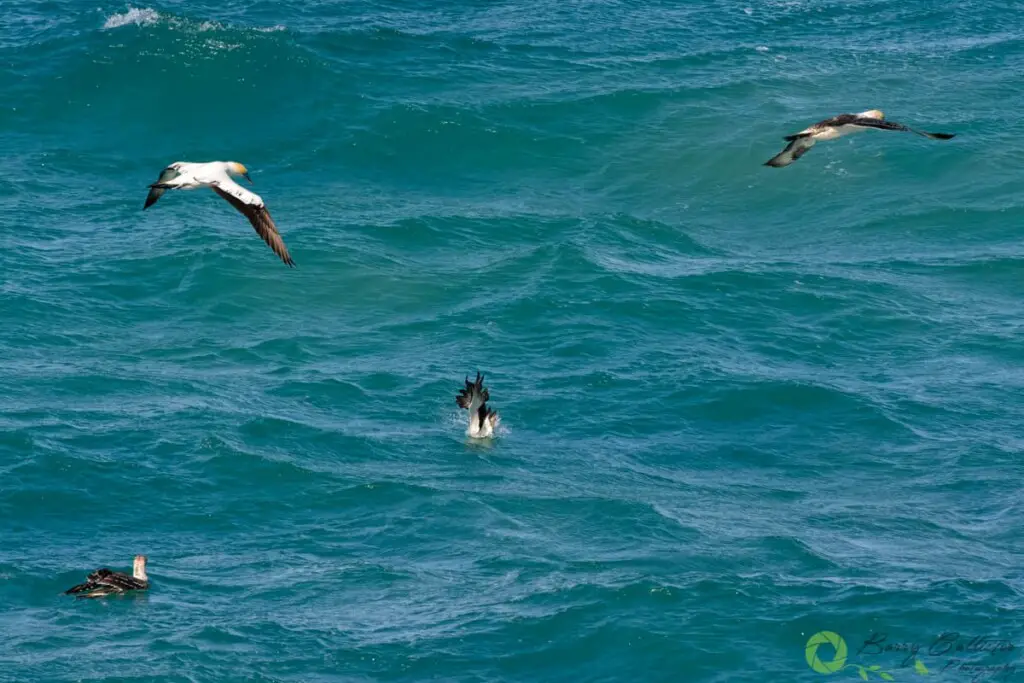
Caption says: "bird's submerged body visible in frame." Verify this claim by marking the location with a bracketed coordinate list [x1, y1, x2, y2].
[65, 555, 149, 598]
[456, 372, 500, 439]
[144, 160, 296, 267]
[764, 109, 956, 168]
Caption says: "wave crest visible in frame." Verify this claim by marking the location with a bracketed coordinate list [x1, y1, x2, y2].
[102, 7, 160, 30]
[100, 7, 286, 34]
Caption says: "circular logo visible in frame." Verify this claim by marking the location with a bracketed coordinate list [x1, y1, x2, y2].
[806, 631, 848, 674]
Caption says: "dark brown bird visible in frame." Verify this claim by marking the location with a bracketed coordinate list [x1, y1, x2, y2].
[64, 555, 150, 598]
[765, 109, 956, 168]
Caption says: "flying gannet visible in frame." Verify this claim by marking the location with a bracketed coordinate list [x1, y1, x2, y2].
[64, 555, 149, 598]
[764, 109, 956, 168]
[456, 372, 500, 439]
[144, 161, 296, 267]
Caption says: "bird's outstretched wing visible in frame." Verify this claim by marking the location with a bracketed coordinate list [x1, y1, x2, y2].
[764, 136, 816, 168]
[144, 166, 181, 209]
[815, 113, 859, 129]
[210, 180, 296, 268]
[456, 372, 489, 410]
[850, 117, 956, 140]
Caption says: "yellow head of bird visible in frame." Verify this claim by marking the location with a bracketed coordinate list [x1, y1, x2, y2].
[229, 162, 253, 184]
[860, 109, 885, 120]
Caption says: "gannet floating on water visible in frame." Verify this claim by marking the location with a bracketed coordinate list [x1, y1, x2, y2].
[144, 161, 296, 267]
[764, 109, 956, 168]
[64, 555, 149, 598]
[456, 372, 500, 439]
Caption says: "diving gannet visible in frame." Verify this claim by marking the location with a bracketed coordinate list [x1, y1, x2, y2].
[456, 372, 500, 439]
[144, 161, 296, 267]
[764, 109, 956, 168]
[64, 555, 149, 598]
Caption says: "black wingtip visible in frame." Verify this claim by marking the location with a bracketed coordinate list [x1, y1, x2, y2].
[931, 132, 956, 140]
[457, 372, 491, 410]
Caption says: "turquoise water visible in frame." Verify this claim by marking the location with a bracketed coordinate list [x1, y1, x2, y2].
[2, 1, 1023, 681]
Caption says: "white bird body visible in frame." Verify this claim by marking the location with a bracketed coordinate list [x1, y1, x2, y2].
[144, 160, 295, 267]
[456, 372, 500, 439]
[466, 390, 495, 438]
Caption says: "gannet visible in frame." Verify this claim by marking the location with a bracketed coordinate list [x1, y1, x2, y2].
[456, 372, 500, 439]
[144, 161, 296, 267]
[764, 109, 956, 168]
[64, 555, 149, 598]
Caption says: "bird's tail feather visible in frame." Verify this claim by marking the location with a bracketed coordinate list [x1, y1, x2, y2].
[764, 137, 814, 168]
[765, 145, 798, 167]
[143, 186, 167, 210]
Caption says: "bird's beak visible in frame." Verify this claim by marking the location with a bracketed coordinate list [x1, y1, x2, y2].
[243, 172, 253, 184]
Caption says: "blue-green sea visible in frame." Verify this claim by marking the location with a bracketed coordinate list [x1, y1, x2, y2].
[2, 1, 1023, 681]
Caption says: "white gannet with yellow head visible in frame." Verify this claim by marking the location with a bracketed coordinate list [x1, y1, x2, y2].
[143, 161, 295, 266]
[764, 109, 956, 168]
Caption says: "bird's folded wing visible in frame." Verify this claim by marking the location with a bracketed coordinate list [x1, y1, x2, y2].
[65, 581, 98, 595]
[96, 572, 147, 591]
[210, 183, 296, 267]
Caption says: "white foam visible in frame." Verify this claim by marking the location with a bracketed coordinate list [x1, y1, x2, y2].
[103, 7, 159, 29]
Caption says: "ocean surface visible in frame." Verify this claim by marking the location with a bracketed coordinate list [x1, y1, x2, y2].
[2, 1, 1023, 681]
